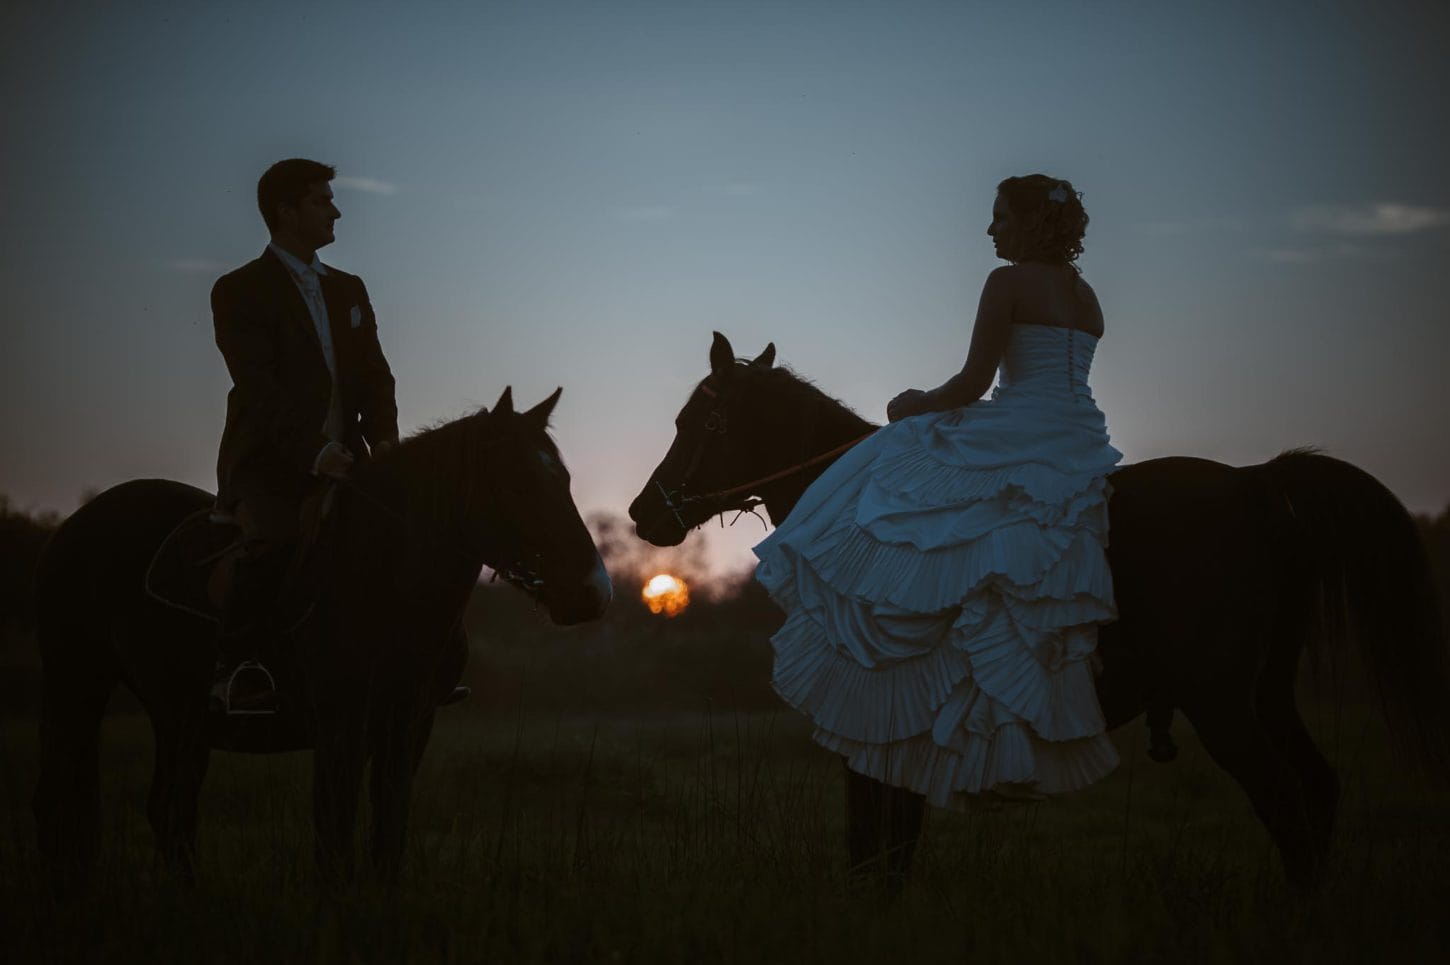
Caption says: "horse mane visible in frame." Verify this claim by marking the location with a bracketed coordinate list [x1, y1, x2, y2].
[357, 407, 557, 554]
[735, 360, 878, 434]
[391, 408, 488, 496]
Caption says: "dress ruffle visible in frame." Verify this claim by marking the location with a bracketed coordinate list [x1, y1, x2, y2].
[753, 328, 1122, 809]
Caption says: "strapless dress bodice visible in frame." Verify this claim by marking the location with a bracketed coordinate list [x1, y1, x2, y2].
[993, 324, 1100, 403]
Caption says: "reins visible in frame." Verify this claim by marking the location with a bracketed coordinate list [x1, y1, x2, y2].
[653, 428, 876, 536]
[680, 431, 874, 507]
[649, 364, 877, 533]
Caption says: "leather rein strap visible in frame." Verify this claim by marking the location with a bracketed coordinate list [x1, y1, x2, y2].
[654, 376, 875, 529]
[679, 430, 874, 508]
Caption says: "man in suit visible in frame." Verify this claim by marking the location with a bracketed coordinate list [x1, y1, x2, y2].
[211, 158, 399, 713]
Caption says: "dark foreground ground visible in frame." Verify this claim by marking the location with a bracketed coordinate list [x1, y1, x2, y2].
[3, 690, 1449, 963]
[3, 571, 1450, 964]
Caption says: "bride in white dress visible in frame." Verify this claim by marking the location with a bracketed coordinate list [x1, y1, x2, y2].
[754, 175, 1122, 817]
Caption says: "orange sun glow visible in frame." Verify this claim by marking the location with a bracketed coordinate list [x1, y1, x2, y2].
[641, 573, 690, 617]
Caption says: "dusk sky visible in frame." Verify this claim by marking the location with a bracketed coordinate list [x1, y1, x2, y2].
[3, 0, 1448, 579]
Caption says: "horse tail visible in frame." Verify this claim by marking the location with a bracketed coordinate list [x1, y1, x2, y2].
[1264, 448, 1450, 781]
[32, 501, 120, 881]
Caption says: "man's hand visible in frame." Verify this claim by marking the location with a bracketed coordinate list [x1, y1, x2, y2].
[314, 441, 355, 479]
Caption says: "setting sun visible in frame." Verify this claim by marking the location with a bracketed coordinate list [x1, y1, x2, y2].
[641, 573, 690, 617]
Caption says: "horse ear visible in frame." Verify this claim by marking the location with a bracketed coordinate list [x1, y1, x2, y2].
[750, 342, 776, 369]
[710, 331, 735, 375]
[494, 386, 515, 415]
[525, 387, 563, 427]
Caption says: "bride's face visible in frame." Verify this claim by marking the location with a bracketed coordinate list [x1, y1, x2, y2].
[987, 193, 1019, 260]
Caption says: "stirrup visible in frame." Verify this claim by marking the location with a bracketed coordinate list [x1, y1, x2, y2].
[221, 660, 279, 717]
[441, 685, 471, 707]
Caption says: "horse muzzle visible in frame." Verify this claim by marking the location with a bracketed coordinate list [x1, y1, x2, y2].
[628, 487, 690, 547]
[542, 553, 612, 624]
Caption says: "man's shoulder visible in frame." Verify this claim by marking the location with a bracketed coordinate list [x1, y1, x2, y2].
[212, 251, 276, 295]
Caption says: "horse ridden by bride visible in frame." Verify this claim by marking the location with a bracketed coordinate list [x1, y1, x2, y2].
[628, 175, 1448, 890]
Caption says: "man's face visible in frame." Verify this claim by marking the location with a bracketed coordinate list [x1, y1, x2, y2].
[280, 181, 340, 249]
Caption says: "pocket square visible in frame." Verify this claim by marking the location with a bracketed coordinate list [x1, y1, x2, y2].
[349, 305, 362, 328]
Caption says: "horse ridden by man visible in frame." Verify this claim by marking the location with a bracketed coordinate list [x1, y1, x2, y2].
[33, 158, 612, 885]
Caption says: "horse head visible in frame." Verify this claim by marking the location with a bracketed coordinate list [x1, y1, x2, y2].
[630, 332, 878, 546]
[453, 386, 612, 623]
[627, 332, 785, 546]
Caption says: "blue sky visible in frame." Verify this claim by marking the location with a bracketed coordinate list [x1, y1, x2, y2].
[2, 0, 1448, 577]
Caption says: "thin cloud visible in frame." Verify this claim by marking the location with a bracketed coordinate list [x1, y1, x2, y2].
[1291, 202, 1450, 235]
[334, 176, 400, 196]
[710, 181, 762, 198]
[614, 205, 674, 223]
[1252, 248, 1321, 265]
[1250, 243, 1390, 264]
[456, 194, 501, 210]
[1136, 217, 1246, 237]
[163, 258, 226, 274]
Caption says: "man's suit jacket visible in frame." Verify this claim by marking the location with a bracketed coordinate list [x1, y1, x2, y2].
[213, 247, 398, 529]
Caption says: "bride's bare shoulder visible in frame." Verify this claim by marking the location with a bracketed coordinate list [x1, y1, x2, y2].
[1073, 275, 1106, 337]
[998, 263, 1105, 336]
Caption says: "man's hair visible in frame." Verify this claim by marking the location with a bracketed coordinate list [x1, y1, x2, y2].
[257, 158, 337, 230]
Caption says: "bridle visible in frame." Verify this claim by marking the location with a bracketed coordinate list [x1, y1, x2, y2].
[650, 377, 874, 532]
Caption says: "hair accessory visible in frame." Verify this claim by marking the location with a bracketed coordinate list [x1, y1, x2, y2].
[1047, 183, 1069, 203]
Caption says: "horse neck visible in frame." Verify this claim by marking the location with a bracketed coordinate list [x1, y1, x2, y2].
[752, 379, 875, 523]
[316, 466, 476, 670]
[352, 429, 491, 595]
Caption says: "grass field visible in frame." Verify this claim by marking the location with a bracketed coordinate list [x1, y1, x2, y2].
[3, 591, 1449, 963]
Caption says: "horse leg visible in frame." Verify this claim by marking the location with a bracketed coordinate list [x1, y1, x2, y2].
[33, 659, 115, 888]
[312, 722, 367, 887]
[368, 710, 435, 883]
[146, 709, 211, 881]
[844, 763, 926, 892]
[884, 782, 927, 888]
[1256, 687, 1340, 876]
[844, 761, 885, 881]
[1181, 695, 1326, 890]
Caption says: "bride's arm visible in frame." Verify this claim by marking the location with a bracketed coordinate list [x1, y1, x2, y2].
[887, 268, 1014, 421]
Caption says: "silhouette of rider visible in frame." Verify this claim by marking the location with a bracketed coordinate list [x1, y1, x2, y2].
[210, 158, 399, 713]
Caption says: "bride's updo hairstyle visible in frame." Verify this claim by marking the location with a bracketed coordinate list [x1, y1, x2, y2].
[996, 174, 1089, 270]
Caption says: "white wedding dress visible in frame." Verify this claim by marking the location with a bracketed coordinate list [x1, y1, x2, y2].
[753, 324, 1123, 808]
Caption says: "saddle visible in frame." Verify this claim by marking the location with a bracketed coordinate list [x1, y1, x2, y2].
[145, 488, 333, 629]
[144, 509, 245, 623]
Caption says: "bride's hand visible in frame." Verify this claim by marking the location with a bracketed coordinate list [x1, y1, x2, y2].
[887, 389, 926, 423]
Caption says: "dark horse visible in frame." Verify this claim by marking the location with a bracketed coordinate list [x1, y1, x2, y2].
[34, 387, 611, 884]
[628, 332, 1449, 889]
